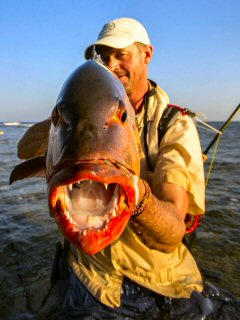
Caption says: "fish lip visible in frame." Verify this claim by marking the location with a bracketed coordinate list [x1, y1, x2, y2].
[47, 159, 137, 182]
[47, 160, 139, 255]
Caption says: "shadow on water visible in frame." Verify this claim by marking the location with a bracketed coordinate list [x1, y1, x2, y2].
[0, 122, 239, 319]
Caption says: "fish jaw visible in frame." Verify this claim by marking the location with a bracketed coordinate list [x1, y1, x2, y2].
[48, 162, 139, 255]
[54, 204, 132, 256]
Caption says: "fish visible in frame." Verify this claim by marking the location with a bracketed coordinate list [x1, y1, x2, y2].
[10, 58, 141, 255]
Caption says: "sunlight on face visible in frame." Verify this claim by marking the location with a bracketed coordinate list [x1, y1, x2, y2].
[96, 43, 148, 97]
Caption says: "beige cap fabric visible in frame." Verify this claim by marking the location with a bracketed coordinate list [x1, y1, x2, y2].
[85, 17, 150, 59]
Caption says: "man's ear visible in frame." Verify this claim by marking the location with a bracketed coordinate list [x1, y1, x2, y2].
[144, 45, 154, 64]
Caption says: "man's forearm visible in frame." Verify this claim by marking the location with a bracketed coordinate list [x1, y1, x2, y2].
[131, 190, 186, 252]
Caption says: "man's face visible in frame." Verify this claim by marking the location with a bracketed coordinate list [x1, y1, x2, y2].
[96, 43, 147, 98]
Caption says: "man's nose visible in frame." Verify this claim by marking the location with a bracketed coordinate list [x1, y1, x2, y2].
[107, 56, 119, 71]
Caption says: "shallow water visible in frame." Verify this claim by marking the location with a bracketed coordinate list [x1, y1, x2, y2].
[192, 121, 240, 300]
[0, 121, 239, 319]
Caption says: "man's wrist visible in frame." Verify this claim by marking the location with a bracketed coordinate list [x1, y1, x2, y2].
[132, 179, 151, 216]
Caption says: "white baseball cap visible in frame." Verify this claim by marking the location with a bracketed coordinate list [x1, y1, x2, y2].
[84, 17, 151, 59]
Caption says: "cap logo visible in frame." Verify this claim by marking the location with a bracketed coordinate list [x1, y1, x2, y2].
[98, 22, 115, 38]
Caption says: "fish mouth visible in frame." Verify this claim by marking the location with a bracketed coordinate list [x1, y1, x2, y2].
[48, 161, 139, 255]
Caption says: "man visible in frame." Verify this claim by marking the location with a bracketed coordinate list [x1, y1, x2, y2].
[84, 17, 204, 253]
[17, 18, 210, 318]
[58, 17, 209, 319]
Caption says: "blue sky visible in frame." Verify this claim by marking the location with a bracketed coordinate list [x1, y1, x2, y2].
[1, 0, 240, 121]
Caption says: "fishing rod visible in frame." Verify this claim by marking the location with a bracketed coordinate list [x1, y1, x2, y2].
[203, 103, 240, 156]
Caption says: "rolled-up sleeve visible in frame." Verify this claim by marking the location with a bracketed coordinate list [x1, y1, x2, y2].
[152, 115, 205, 215]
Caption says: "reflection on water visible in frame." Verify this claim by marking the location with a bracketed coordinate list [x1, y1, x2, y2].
[0, 122, 239, 319]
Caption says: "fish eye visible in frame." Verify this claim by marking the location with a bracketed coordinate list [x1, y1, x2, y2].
[119, 109, 128, 123]
[116, 98, 128, 124]
[51, 106, 59, 127]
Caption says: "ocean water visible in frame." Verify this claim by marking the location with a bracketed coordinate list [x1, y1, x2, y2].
[0, 121, 239, 319]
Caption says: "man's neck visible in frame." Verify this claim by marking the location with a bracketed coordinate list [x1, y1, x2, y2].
[130, 96, 145, 115]
[129, 81, 150, 115]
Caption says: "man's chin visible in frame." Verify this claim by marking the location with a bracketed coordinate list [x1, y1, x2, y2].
[120, 80, 131, 95]
[117, 75, 128, 86]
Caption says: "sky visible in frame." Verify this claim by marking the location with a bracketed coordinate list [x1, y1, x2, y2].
[1, 0, 240, 122]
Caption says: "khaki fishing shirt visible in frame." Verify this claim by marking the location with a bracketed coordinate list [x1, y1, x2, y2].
[69, 82, 205, 308]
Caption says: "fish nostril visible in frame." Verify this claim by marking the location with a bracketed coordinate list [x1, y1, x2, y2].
[103, 121, 110, 130]
[66, 124, 71, 133]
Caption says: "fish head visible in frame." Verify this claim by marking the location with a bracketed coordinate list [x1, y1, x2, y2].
[46, 59, 141, 255]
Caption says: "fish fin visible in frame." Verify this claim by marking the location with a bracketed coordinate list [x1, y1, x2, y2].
[9, 156, 46, 185]
[18, 118, 51, 159]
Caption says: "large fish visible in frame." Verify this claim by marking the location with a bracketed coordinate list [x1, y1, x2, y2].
[10, 58, 141, 255]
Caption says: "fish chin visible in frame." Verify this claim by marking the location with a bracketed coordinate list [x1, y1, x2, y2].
[49, 171, 136, 255]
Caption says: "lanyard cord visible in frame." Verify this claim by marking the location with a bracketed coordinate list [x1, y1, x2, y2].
[205, 104, 240, 186]
[143, 82, 157, 172]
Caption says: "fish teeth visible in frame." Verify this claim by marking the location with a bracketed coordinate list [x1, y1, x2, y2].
[64, 209, 73, 224]
[112, 208, 116, 217]
[133, 175, 139, 205]
[104, 183, 108, 190]
[68, 184, 73, 191]
[83, 230, 87, 236]
[64, 209, 70, 219]
[72, 225, 78, 233]
[89, 180, 92, 184]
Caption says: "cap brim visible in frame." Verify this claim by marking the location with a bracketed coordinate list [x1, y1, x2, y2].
[84, 36, 135, 60]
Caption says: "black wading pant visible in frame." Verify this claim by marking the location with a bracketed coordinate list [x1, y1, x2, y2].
[53, 268, 240, 320]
